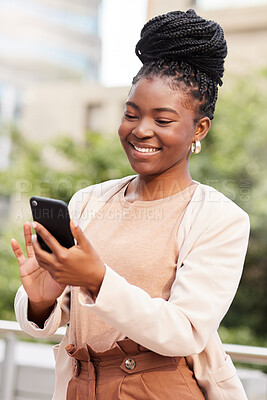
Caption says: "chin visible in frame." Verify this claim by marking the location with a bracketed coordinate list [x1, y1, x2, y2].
[129, 163, 161, 176]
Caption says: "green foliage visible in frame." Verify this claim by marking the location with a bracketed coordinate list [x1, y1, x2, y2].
[190, 70, 267, 343]
[0, 125, 49, 197]
[0, 128, 134, 203]
[51, 131, 134, 203]
[0, 224, 22, 320]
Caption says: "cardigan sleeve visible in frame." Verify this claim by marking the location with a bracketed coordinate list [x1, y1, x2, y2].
[14, 285, 70, 338]
[79, 199, 250, 357]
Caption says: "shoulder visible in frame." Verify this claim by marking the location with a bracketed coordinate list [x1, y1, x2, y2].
[192, 182, 249, 224]
[181, 182, 250, 242]
[177, 182, 250, 264]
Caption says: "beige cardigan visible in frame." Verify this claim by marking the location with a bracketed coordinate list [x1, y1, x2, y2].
[15, 176, 250, 400]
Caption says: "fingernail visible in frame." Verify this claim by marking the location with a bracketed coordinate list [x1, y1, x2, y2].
[31, 222, 37, 229]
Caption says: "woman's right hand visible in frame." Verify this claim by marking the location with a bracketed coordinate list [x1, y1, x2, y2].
[11, 222, 65, 307]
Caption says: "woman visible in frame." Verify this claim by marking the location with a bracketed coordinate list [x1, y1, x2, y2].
[13, 9, 250, 400]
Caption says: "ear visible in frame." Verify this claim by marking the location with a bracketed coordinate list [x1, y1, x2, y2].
[193, 117, 211, 142]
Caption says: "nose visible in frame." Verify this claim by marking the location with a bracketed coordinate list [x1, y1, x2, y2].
[132, 119, 154, 139]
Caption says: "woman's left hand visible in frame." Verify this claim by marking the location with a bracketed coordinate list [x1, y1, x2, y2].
[32, 220, 106, 298]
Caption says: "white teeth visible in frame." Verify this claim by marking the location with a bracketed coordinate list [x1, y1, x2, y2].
[133, 144, 160, 153]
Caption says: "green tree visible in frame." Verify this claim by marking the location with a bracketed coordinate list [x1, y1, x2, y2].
[190, 70, 267, 345]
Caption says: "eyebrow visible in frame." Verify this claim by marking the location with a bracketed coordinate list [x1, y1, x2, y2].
[125, 101, 139, 110]
[125, 102, 179, 115]
[154, 107, 179, 115]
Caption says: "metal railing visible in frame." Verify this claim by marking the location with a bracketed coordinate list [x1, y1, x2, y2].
[1, 319, 267, 399]
[1, 320, 267, 365]
[0, 319, 66, 341]
[0, 320, 65, 400]
[223, 343, 267, 365]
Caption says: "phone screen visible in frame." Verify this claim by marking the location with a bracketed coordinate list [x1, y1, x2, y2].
[30, 196, 75, 253]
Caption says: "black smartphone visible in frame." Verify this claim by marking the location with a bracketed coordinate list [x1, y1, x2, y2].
[30, 196, 75, 253]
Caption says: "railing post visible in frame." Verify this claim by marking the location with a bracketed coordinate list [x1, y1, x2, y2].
[0, 332, 16, 400]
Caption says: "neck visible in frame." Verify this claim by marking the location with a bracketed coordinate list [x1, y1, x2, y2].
[125, 170, 193, 202]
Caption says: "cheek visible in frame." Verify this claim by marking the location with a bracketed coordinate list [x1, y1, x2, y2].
[163, 130, 192, 150]
[175, 123, 196, 146]
[118, 124, 129, 155]
[118, 120, 128, 141]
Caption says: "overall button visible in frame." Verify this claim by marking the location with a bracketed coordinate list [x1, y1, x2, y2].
[74, 361, 78, 373]
[125, 358, 136, 370]
[73, 360, 80, 376]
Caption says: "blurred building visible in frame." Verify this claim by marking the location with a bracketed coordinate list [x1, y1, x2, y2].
[147, 0, 267, 76]
[0, 0, 101, 124]
[21, 83, 128, 142]
[18, 0, 267, 142]
[2, 0, 267, 144]
[147, 0, 196, 16]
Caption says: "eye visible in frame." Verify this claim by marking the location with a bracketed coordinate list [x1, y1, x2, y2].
[155, 119, 172, 125]
[124, 113, 138, 121]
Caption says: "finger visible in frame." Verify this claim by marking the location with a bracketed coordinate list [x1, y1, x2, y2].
[32, 222, 63, 255]
[23, 222, 35, 258]
[11, 239, 26, 265]
[32, 234, 54, 265]
[70, 220, 89, 249]
[31, 235, 58, 276]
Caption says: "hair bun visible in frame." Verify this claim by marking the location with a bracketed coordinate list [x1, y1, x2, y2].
[135, 9, 227, 85]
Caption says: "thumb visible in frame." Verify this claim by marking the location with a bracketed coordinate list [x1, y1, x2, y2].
[70, 220, 89, 249]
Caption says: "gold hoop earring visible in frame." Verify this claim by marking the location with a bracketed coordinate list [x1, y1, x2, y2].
[191, 140, 201, 154]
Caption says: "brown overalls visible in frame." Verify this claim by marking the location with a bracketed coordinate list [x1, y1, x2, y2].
[66, 339, 205, 400]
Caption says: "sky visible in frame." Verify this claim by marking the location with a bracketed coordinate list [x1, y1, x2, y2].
[100, 0, 267, 87]
[100, 0, 147, 87]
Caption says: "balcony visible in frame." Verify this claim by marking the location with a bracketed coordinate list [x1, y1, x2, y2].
[0, 319, 267, 400]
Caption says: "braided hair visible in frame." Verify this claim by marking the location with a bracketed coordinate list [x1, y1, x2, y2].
[133, 9, 227, 121]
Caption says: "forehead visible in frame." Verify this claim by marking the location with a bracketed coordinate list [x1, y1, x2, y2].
[128, 77, 195, 114]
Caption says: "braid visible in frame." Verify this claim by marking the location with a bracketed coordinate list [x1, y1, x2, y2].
[134, 9, 227, 120]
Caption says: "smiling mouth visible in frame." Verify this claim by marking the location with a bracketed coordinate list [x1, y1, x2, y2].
[130, 143, 161, 153]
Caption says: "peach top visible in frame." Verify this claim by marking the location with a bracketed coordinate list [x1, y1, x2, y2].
[71, 181, 197, 351]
